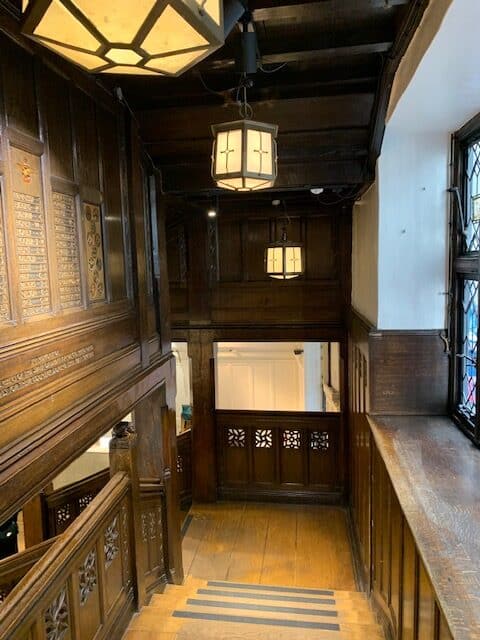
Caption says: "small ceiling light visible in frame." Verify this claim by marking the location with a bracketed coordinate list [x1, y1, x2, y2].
[211, 78, 278, 192]
[207, 209, 217, 218]
[265, 223, 304, 280]
[20, 0, 224, 76]
[310, 187, 324, 195]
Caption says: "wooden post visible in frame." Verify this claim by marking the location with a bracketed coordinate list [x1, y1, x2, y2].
[109, 421, 147, 608]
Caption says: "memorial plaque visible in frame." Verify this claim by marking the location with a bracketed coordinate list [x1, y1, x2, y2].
[53, 192, 82, 309]
[12, 148, 51, 318]
[0, 185, 10, 322]
[83, 203, 106, 302]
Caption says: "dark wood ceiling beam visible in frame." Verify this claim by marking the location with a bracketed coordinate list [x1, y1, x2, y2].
[161, 158, 365, 193]
[138, 94, 375, 141]
[146, 128, 370, 161]
[250, 0, 408, 11]
[202, 32, 393, 69]
[365, 0, 431, 189]
[260, 42, 391, 65]
[252, 0, 409, 21]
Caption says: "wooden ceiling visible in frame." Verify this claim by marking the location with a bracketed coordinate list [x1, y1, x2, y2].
[2, 0, 429, 198]
[103, 0, 429, 197]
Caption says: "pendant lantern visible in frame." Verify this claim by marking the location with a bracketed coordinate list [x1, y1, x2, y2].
[265, 226, 304, 280]
[20, 0, 224, 76]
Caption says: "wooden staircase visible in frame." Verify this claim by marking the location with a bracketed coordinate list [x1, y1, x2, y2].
[123, 577, 384, 639]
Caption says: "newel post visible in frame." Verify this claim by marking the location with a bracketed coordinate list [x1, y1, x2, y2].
[109, 421, 148, 608]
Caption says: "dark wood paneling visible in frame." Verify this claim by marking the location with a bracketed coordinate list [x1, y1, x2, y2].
[0, 38, 38, 139]
[216, 410, 343, 502]
[369, 331, 449, 415]
[98, 108, 127, 302]
[168, 200, 352, 328]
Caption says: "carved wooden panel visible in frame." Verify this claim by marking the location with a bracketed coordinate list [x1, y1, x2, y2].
[0, 182, 10, 322]
[217, 411, 341, 499]
[44, 586, 70, 640]
[11, 147, 51, 318]
[104, 516, 119, 568]
[83, 203, 106, 302]
[53, 192, 82, 309]
[79, 549, 97, 606]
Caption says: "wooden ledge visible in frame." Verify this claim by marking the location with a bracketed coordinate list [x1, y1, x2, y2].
[368, 415, 480, 640]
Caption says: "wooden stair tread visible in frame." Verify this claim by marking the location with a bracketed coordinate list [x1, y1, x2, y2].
[147, 601, 376, 623]
[149, 593, 374, 616]
[125, 578, 384, 640]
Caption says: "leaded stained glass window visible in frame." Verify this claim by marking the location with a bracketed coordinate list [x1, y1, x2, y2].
[451, 118, 480, 444]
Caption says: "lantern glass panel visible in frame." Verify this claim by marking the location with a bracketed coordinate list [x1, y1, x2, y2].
[286, 246, 303, 274]
[141, 5, 209, 56]
[71, 0, 155, 43]
[267, 247, 284, 275]
[185, 0, 221, 26]
[146, 48, 209, 73]
[101, 65, 160, 74]
[215, 130, 243, 174]
[106, 48, 142, 65]
[39, 40, 106, 69]
[34, 0, 100, 50]
[246, 129, 273, 175]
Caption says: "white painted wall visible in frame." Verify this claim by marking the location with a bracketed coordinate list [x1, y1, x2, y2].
[172, 342, 192, 433]
[215, 342, 305, 411]
[352, 180, 379, 325]
[355, 0, 480, 330]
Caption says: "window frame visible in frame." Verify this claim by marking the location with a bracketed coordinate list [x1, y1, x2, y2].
[450, 113, 480, 445]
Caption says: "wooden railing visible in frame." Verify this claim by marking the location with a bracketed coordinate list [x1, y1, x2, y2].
[0, 472, 134, 640]
[216, 410, 344, 502]
[0, 537, 58, 605]
[43, 469, 110, 536]
[176, 430, 192, 510]
[139, 479, 168, 595]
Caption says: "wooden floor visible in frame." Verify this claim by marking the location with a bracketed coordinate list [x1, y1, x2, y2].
[182, 502, 357, 592]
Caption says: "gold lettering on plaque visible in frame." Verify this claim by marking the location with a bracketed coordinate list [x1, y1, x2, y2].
[0, 345, 95, 399]
[0, 184, 10, 322]
[53, 192, 82, 309]
[12, 148, 51, 318]
[83, 203, 105, 302]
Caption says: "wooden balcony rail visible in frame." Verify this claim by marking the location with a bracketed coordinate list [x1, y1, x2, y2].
[43, 469, 110, 537]
[139, 479, 168, 595]
[176, 430, 192, 510]
[216, 410, 344, 502]
[0, 472, 134, 640]
[0, 537, 59, 604]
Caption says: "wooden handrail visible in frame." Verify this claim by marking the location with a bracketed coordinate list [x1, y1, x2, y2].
[43, 468, 109, 504]
[0, 472, 130, 638]
[0, 536, 58, 581]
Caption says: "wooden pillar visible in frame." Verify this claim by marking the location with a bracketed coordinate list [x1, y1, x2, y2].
[22, 493, 47, 548]
[162, 360, 184, 583]
[109, 421, 147, 608]
[189, 330, 217, 502]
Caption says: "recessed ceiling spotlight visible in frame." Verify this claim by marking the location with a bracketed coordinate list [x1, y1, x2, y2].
[207, 209, 217, 218]
[272, 199, 281, 206]
[310, 188, 324, 195]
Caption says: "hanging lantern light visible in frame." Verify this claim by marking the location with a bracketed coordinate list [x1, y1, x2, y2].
[265, 225, 304, 280]
[20, 0, 224, 76]
[211, 81, 278, 191]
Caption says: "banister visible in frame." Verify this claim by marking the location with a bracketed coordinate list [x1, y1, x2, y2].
[0, 471, 130, 638]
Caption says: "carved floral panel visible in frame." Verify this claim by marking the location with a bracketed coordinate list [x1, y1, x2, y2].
[255, 429, 273, 448]
[79, 548, 97, 606]
[83, 203, 106, 302]
[44, 587, 69, 640]
[282, 430, 301, 449]
[104, 515, 119, 568]
[226, 427, 246, 448]
[311, 431, 329, 451]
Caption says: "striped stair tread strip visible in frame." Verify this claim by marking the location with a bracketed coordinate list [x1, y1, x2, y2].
[196, 588, 336, 605]
[172, 610, 341, 631]
[207, 581, 335, 596]
[185, 598, 339, 617]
